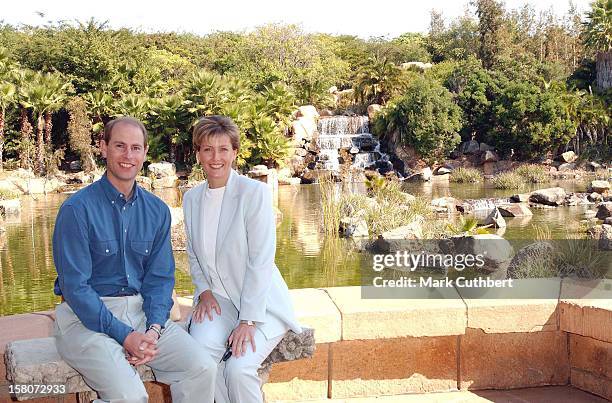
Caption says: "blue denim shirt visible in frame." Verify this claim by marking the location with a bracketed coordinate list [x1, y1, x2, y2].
[53, 174, 175, 344]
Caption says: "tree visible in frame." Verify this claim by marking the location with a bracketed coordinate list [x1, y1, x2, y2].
[582, 0, 612, 52]
[374, 77, 463, 162]
[67, 97, 97, 172]
[0, 48, 18, 171]
[474, 0, 505, 69]
[353, 56, 405, 105]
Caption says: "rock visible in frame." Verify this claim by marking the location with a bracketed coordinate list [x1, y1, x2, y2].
[296, 105, 319, 120]
[595, 202, 612, 219]
[291, 117, 317, 143]
[349, 146, 359, 154]
[319, 109, 333, 117]
[479, 143, 494, 152]
[339, 216, 369, 238]
[136, 176, 152, 190]
[435, 167, 452, 175]
[483, 207, 506, 228]
[558, 162, 576, 172]
[560, 150, 577, 163]
[481, 150, 499, 163]
[418, 167, 432, 181]
[507, 242, 555, 278]
[498, 204, 533, 217]
[400, 61, 433, 70]
[586, 161, 601, 171]
[588, 192, 603, 202]
[328, 86, 338, 93]
[588, 180, 610, 194]
[278, 177, 301, 185]
[69, 160, 82, 171]
[294, 147, 309, 157]
[11, 168, 35, 179]
[483, 161, 497, 175]
[600, 224, 612, 251]
[277, 167, 292, 179]
[566, 194, 581, 206]
[583, 210, 597, 219]
[529, 187, 566, 206]
[169, 207, 184, 227]
[249, 165, 269, 177]
[448, 234, 513, 273]
[148, 162, 176, 178]
[367, 104, 383, 120]
[152, 176, 178, 189]
[461, 140, 480, 155]
[431, 197, 460, 213]
[373, 220, 424, 253]
[604, 217, 612, 225]
[0, 199, 21, 217]
[510, 193, 531, 203]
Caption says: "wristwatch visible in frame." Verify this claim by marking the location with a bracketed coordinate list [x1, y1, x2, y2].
[147, 324, 165, 337]
[241, 320, 255, 326]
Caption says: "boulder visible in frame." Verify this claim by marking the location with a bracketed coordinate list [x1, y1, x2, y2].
[169, 207, 184, 227]
[373, 221, 423, 253]
[418, 167, 432, 181]
[529, 187, 566, 206]
[0, 199, 21, 217]
[367, 104, 383, 120]
[559, 150, 577, 163]
[11, 168, 36, 179]
[136, 176, 152, 190]
[479, 143, 495, 152]
[249, 165, 269, 177]
[498, 204, 533, 217]
[483, 161, 497, 176]
[586, 161, 601, 171]
[349, 146, 359, 154]
[595, 202, 612, 220]
[278, 177, 301, 185]
[294, 147, 308, 157]
[435, 167, 452, 175]
[481, 150, 499, 163]
[292, 117, 317, 143]
[431, 197, 460, 214]
[604, 217, 612, 225]
[588, 192, 603, 203]
[296, 105, 319, 120]
[69, 160, 82, 171]
[558, 162, 576, 172]
[339, 216, 369, 238]
[583, 210, 597, 219]
[588, 180, 610, 194]
[507, 241, 555, 279]
[510, 193, 531, 203]
[319, 109, 333, 117]
[152, 176, 179, 189]
[483, 207, 506, 228]
[461, 140, 480, 155]
[148, 162, 176, 178]
[447, 234, 513, 273]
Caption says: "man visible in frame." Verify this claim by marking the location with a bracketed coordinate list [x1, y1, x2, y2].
[53, 117, 216, 403]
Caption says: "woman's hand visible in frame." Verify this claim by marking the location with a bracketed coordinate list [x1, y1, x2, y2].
[228, 322, 256, 358]
[193, 290, 221, 322]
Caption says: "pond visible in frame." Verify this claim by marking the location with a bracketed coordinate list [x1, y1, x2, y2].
[0, 177, 598, 316]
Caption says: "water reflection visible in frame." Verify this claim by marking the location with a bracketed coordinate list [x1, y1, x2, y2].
[0, 178, 598, 316]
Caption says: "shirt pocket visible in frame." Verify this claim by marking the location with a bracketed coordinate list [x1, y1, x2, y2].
[91, 240, 119, 256]
[131, 240, 153, 256]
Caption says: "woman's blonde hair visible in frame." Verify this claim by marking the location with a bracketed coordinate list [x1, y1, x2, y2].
[192, 115, 240, 151]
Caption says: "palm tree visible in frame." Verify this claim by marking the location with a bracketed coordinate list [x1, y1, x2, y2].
[353, 56, 404, 105]
[83, 90, 113, 138]
[20, 72, 70, 175]
[150, 93, 190, 162]
[582, 0, 612, 52]
[0, 82, 16, 171]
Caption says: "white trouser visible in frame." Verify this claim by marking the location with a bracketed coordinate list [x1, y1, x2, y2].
[54, 295, 217, 403]
[188, 293, 284, 403]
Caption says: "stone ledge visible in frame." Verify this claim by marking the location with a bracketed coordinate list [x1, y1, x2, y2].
[324, 287, 466, 340]
[570, 334, 612, 380]
[559, 298, 612, 343]
[291, 288, 341, 343]
[464, 299, 558, 333]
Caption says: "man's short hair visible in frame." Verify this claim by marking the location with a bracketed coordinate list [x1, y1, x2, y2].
[103, 117, 148, 147]
[192, 115, 240, 152]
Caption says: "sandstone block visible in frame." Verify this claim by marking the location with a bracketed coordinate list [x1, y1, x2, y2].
[498, 203, 532, 217]
[559, 280, 612, 343]
[330, 337, 458, 398]
[152, 176, 178, 189]
[290, 288, 341, 343]
[530, 187, 566, 206]
[571, 369, 612, 401]
[463, 299, 559, 333]
[148, 162, 176, 178]
[570, 334, 612, 380]
[460, 328, 569, 390]
[324, 287, 466, 340]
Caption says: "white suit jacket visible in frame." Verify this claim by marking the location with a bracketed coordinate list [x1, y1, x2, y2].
[182, 170, 301, 339]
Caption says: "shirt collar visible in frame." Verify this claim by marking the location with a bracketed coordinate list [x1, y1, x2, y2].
[99, 172, 140, 203]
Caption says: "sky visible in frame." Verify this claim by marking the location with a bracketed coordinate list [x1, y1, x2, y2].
[1, 0, 593, 39]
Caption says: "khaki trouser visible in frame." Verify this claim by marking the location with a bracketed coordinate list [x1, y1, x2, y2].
[54, 295, 216, 403]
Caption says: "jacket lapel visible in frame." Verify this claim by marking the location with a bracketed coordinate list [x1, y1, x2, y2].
[215, 170, 239, 262]
[194, 181, 209, 259]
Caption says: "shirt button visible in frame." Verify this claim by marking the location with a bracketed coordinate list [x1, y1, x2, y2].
[105, 249, 109, 253]
[111, 201, 115, 204]
[122, 287, 125, 291]
[124, 229, 127, 233]
[127, 275, 130, 278]
[145, 249, 148, 253]
[122, 207, 125, 211]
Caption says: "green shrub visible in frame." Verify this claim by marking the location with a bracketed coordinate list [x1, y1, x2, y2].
[491, 171, 526, 190]
[449, 167, 483, 183]
[514, 164, 549, 183]
[0, 189, 20, 200]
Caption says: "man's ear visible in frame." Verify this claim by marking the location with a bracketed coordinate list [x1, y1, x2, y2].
[100, 140, 107, 158]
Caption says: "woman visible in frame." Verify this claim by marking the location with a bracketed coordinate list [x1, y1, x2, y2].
[183, 115, 301, 403]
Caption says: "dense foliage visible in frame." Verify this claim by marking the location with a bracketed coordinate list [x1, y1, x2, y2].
[0, 0, 608, 174]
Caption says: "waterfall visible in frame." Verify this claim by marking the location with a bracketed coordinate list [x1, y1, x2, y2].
[318, 116, 369, 136]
